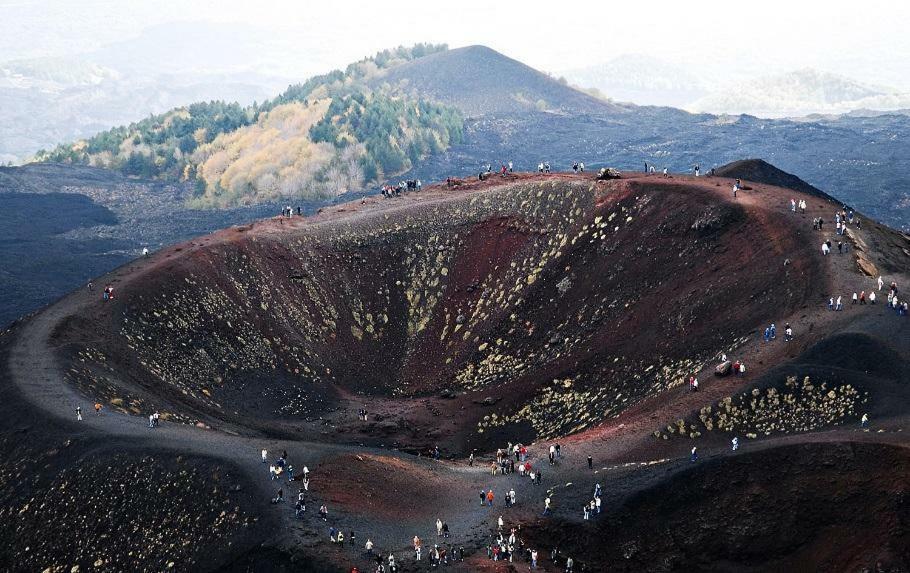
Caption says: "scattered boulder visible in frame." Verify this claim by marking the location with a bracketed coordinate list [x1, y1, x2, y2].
[715, 361, 733, 377]
[597, 167, 622, 180]
[856, 256, 878, 277]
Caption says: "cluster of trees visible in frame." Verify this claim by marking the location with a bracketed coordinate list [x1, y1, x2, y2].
[37, 101, 255, 180]
[187, 89, 462, 208]
[35, 44, 460, 208]
[309, 92, 463, 180]
[261, 43, 448, 113]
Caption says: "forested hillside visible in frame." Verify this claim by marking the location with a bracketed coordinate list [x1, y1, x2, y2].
[36, 44, 462, 208]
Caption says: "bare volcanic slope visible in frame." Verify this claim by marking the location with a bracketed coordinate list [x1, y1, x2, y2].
[374, 45, 623, 116]
[715, 158, 832, 200]
[55, 173, 825, 452]
[522, 441, 910, 572]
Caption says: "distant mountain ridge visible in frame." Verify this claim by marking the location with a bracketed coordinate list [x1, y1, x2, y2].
[376, 45, 622, 116]
[562, 54, 709, 108]
[689, 68, 910, 118]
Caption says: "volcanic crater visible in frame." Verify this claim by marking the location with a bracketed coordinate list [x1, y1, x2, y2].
[58, 173, 823, 453]
[4, 169, 910, 572]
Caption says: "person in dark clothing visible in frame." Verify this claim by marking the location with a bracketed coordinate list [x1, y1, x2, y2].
[587, 456, 593, 469]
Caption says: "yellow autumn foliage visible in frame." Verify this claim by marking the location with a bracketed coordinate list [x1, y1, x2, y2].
[190, 100, 361, 208]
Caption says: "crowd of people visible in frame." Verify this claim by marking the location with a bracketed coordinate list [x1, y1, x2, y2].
[807, 202, 908, 315]
[280, 205, 301, 218]
[381, 179, 422, 198]
[825, 274, 903, 316]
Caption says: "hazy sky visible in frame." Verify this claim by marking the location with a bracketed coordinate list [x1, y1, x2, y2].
[2, 0, 909, 88]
